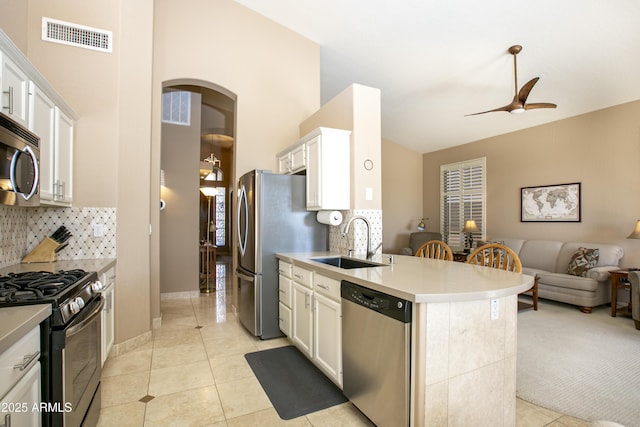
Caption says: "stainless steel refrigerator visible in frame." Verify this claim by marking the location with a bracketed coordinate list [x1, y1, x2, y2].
[236, 169, 328, 339]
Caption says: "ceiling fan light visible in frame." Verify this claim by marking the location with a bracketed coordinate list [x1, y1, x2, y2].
[510, 107, 525, 114]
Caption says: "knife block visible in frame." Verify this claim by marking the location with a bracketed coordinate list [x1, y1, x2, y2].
[22, 237, 61, 263]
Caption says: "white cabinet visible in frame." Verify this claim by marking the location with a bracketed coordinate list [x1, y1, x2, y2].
[101, 266, 116, 366]
[278, 261, 293, 336]
[304, 128, 350, 210]
[280, 259, 344, 388]
[28, 82, 55, 200]
[292, 282, 314, 357]
[1, 52, 30, 127]
[277, 141, 306, 174]
[0, 326, 41, 427]
[276, 127, 351, 210]
[291, 266, 314, 357]
[51, 107, 74, 205]
[289, 143, 306, 173]
[277, 152, 291, 175]
[313, 273, 342, 387]
[313, 294, 341, 385]
[2, 29, 75, 206]
[29, 85, 74, 206]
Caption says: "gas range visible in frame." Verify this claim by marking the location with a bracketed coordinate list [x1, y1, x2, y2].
[0, 269, 102, 326]
[0, 268, 104, 427]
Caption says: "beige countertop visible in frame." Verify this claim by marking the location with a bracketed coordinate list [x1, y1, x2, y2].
[0, 304, 51, 354]
[277, 252, 533, 303]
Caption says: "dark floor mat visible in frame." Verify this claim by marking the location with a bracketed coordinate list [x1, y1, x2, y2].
[244, 345, 348, 420]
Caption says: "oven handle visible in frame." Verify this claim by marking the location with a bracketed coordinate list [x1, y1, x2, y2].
[66, 297, 105, 338]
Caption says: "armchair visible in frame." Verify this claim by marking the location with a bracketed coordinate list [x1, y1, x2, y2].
[399, 231, 442, 256]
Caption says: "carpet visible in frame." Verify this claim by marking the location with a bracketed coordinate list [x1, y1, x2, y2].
[244, 345, 348, 420]
[517, 298, 640, 426]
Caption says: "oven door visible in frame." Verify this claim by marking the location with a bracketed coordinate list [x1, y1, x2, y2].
[51, 296, 104, 427]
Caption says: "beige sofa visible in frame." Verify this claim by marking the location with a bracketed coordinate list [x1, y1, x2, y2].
[497, 238, 624, 313]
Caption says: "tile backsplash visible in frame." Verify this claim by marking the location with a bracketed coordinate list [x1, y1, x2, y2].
[329, 209, 383, 256]
[0, 205, 117, 268]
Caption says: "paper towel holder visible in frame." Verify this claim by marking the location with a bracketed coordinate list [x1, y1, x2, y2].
[316, 210, 344, 226]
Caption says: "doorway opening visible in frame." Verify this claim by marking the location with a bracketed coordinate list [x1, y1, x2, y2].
[159, 80, 235, 295]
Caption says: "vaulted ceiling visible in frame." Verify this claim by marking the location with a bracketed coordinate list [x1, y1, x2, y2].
[235, 0, 640, 153]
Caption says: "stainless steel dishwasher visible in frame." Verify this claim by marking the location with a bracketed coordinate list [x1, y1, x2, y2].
[341, 280, 412, 427]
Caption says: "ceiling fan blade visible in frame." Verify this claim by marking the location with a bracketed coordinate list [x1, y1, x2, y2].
[465, 105, 511, 116]
[517, 77, 539, 104]
[524, 102, 557, 110]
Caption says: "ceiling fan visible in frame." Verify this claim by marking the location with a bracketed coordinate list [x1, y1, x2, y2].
[466, 45, 557, 116]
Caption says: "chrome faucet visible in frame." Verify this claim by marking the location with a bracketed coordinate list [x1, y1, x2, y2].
[342, 216, 377, 259]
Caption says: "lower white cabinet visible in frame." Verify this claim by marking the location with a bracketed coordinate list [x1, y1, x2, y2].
[278, 261, 293, 337]
[0, 362, 41, 427]
[101, 266, 116, 366]
[0, 326, 41, 427]
[292, 281, 314, 358]
[313, 291, 342, 387]
[280, 260, 343, 388]
[278, 302, 292, 336]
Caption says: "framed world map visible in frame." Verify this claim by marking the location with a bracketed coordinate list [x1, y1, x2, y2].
[521, 182, 581, 222]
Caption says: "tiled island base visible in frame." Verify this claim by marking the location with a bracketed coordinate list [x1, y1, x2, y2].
[414, 295, 518, 426]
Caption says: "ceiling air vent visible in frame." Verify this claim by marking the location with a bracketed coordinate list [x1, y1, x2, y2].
[42, 17, 112, 53]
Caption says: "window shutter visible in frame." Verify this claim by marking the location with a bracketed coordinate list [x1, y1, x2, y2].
[440, 158, 486, 248]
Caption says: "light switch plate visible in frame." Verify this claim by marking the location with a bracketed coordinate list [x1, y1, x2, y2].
[93, 224, 104, 237]
[365, 187, 373, 200]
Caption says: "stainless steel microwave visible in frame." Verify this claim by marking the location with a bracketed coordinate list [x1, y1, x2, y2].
[0, 113, 39, 206]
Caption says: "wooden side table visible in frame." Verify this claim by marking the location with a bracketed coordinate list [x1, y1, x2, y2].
[610, 270, 631, 317]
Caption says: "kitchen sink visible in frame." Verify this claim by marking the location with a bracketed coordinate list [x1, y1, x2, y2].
[312, 256, 387, 269]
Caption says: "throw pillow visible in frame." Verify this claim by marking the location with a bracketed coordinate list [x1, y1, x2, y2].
[567, 247, 599, 277]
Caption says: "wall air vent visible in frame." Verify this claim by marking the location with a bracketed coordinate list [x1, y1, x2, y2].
[42, 17, 112, 53]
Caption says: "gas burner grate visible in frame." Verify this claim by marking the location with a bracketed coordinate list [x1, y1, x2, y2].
[0, 269, 88, 303]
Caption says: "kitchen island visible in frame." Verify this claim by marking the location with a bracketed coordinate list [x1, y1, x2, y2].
[277, 252, 534, 426]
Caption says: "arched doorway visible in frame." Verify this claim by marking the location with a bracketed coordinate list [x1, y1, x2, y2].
[159, 80, 236, 295]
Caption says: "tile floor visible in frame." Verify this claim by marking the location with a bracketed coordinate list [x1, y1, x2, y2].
[97, 258, 590, 427]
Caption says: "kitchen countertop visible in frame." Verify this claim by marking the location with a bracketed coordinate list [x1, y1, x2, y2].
[0, 304, 51, 354]
[277, 252, 533, 303]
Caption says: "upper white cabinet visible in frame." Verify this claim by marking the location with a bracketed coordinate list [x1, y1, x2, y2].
[1, 52, 30, 127]
[29, 83, 73, 206]
[29, 83, 56, 201]
[277, 140, 306, 174]
[305, 128, 350, 210]
[276, 127, 351, 211]
[2, 28, 76, 206]
[52, 108, 74, 205]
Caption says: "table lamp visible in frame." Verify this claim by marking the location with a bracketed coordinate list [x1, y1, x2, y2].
[462, 219, 478, 253]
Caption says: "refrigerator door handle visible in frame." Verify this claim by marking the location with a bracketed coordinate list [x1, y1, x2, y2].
[237, 184, 248, 257]
[236, 269, 255, 282]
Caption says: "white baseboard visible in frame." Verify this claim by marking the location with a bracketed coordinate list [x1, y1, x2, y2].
[109, 330, 152, 357]
[152, 316, 162, 330]
[160, 291, 200, 300]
